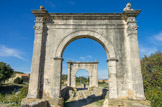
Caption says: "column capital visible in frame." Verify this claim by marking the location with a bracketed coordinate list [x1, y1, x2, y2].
[53, 57, 64, 61]
[107, 58, 118, 62]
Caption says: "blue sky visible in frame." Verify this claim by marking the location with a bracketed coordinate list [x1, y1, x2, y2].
[0, 0, 161, 80]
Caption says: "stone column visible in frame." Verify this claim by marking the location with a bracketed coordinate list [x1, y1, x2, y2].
[124, 9, 145, 100]
[67, 62, 71, 86]
[71, 75, 76, 88]
[51, 57, 63, 98]
[71, 68, 76, 87]
[107, 58, 118, 99]
[93, 63, 98, 87]
[89, 73, 92, 87]
[27, 9, 48, 98]
[95, 64, 98, 87]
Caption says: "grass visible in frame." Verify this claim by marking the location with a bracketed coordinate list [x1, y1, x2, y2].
[98, 83, 108, 89]
[95, 99, 105, 106]
[0, 83, 28, 106]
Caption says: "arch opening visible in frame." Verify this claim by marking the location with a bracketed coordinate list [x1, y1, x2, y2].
[61, 38, 108, 89]
[59, 30, 118, 99]
[76, 69, 89, 89]
[61, 35, 109, 58]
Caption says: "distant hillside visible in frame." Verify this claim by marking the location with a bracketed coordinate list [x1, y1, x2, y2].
[14, 71, 25, 74]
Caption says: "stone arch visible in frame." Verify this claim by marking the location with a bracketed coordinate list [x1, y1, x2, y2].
[75, 69, 90, 87]
[67, 61, 98, 88]
[56, 30, 118, 98]
[74, 69, 92, 78]
[55, 30, 117, 59]
[26, 6, 147, 107]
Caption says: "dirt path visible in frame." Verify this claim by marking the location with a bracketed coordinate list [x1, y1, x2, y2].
[64, 87, 106, 107]
[64, 99, 103, 107]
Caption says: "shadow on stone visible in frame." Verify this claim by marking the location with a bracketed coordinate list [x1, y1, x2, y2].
[63, 87, 108, 107]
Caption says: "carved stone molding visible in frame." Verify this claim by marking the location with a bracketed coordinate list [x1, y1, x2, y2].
[35, 17, 44, 23]
[34, 26, 43, 34]
[53, 57, 64, 61]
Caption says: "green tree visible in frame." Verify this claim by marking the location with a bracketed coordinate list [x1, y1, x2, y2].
[14, 77, 23, 84]
[0, 62, 14, 83]
[141, 51, 162, 107]
[62, 74, 67, 81]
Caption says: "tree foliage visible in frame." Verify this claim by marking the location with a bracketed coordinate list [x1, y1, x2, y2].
[0, 62, 14, 83]
[14, 77, 23, 84]
[62, 74, 67, 81]
[76, 76, 88, 83]
[141, 51, 162, 107]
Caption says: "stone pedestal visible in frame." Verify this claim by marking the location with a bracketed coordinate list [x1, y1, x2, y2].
[47, 98, 64, 107]
[21, 98, 64, 107]
[21, 98, 48, 107]
[103, 99, 151, 107]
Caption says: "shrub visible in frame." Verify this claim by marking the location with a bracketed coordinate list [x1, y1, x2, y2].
[141, 51, 162, 107]
[14, 77, 23, 84]
[0, 62, 14, 83]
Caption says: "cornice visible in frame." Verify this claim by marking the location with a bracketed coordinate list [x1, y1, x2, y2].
[67, 61, 99, 64]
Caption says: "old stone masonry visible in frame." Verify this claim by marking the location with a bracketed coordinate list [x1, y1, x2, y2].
[21, 3, 151, 107]
[67, 60, 98, 88]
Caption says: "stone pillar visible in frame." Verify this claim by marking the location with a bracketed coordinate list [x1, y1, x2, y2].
[27, 9, 48, 98]
[93, 63, 98, 87]
[51, 57, 63, 98]
[71, 69, 76, 87]
[124, 9, 145, 100]
[71, 75, 76, 88]
[89, 74, 92, 87]
[67, 62, 71, 86]
[107, 58, 118, 99]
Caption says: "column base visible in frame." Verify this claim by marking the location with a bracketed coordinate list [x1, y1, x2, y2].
[103, 99, 151, 107]
[21, 98, 64, 107]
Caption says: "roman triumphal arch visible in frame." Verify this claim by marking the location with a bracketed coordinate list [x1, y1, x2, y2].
[67, 60, 98, 88]
[22, 3, 150, 107]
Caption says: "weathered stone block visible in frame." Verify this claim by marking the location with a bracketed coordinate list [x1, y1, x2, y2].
[21, 98, 47, 107]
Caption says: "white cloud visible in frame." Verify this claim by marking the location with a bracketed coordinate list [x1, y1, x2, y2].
[87, 55, 92, 59]
[150, 31, 162, 46]
[154, 32, 162, 41]
[139, 31, 162, 57]
[80, 56, 86, 60]
[80, 55, 92, 60]
[139, 45, 158, 57]
[0, 45, 27, 61]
